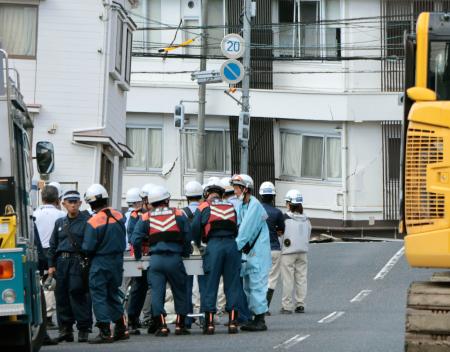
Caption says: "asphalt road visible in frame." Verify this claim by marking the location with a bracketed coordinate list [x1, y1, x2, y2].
[43, 241, 437, 352]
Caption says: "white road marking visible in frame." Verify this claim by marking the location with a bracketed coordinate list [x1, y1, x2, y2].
[373, 246, 405, 280]
[274, 334, 311, 350]
[317, 311, 345, 324]
[350, 289, 372, 303]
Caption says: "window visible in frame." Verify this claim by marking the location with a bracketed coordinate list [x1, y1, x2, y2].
[125, 28, 133, 84]
[184, 130, 231, 173]
[131, 0, 161, 54]
[115, 15, 124, 74]
[126, 127, 163, 170]
[280, 131, 341, 180]
[206, 0, 224, 56]
[0, 4, 37, 58]
[276, 0, 341, 59]
[429, 41, 450, 100]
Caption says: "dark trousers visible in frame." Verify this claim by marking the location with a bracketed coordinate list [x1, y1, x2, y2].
[89, 255, 124, 323]
[237, 277, 252, 322]
[147, 254, 188, 316]
[55, 256, 92, 331]
[202, 238, 241, 313]
[127, 270, 151, 322]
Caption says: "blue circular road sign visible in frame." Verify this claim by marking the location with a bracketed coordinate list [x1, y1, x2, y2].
[220, 59, 244, 84]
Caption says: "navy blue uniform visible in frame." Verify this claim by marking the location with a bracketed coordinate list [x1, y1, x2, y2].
[132, 207, 191, 317]
[82, 208, 126, 324]
[126, 208, 151, 325]
[48, 212, 92, 332]
[262, 203, 285, 251]
[191, 198, 241, 313]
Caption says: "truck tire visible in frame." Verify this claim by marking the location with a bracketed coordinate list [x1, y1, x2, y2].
[0, 288, 47, 352]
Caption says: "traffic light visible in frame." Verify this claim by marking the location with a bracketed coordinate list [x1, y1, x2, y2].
[238, 111, 250, 141]
[174, 104, 185, 129]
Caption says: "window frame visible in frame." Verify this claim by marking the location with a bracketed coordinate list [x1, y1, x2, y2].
[182, 128, 231, 175]
[125, 125, 163, 173]
[0, 3, 38, 59]
[279, 129, 341, 182]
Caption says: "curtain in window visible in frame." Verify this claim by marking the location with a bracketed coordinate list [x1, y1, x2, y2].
[327, 137, 341, 179]
[205, 131, 224, 172]
[281, 132, 302, 176]
[148, 128, 162, 168]
[0, 5, 37, 57]
[300, 1, 320, 57]
[301, 136, 323, 178]
[126, 128, 146, 168]
[185, 132, 197, 170]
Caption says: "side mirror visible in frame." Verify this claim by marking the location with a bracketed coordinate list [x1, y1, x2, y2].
[407, 87, 437, 101]
[36, 141, 55, 175]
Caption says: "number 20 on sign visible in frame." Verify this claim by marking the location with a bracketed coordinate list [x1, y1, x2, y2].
[221, 33, 245, 59]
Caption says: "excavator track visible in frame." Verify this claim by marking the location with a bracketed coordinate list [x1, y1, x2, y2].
[405, 278, 450, 352]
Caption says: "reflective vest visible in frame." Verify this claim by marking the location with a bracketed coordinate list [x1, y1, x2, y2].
[199, 200, 237, 242]
[142, 207, 183, 245]
[129, 209, 150, 257]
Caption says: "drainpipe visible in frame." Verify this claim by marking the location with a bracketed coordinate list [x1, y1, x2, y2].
[342, 121, 348, 223]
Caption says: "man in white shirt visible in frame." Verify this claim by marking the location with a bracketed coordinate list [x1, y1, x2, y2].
[33, 185, 66, 328]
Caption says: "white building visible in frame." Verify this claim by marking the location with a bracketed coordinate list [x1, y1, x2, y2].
[124, 0, 438, 232]
[1, 0, 136, 208]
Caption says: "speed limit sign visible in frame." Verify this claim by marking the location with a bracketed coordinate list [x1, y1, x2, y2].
[221, 33, 245, 59]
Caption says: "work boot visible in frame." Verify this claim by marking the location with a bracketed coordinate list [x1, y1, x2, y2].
[203, 312, 215, 335]
[113, 316, 130, 341]
[154, 315, 170, 337]
[228, 310, 239, 334]
[175, 314, 190, 335]
[147, 317, 159, 334]
[127, 316, 141, 335]
[266, 288, 274, 316]
[89, 323, 113, 344]
[240, 313, 267, 332]
[57, 325, 74, 342]
[78, 330, 89, 343]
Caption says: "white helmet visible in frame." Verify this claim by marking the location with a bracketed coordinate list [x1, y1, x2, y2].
[185, 181, 203, 197]
[85, 184, 109, 203]
[204, 177, 224, 195]
[220, 177, 234, 194]
[259, 181, 276, 195]
[147, 185, 170, 204]
[48, 181, 63, 198]
[140, 183, 156, 199]
[231, 174, 254, 189]
[126, 187, 141, 203]
[285, 189, 303, 204]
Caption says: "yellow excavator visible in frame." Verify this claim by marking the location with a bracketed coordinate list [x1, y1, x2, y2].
[402, 12, 450, 352]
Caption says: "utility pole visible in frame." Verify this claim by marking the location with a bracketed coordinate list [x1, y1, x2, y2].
[196, 0, 208, 183]
[240, 0, 251, 173]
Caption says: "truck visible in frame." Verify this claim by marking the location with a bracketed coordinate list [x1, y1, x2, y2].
[402, 12, 450, 352]
[0, 49, 55, 351]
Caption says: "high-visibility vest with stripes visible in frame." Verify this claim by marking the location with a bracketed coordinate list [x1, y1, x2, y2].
[199, 200, 237, 242]
[130, 209, 150, 257]
[142, 207, 183, 245]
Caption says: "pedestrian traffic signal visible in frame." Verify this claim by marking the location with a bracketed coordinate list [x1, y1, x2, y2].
[238, 112, 250, 141]
[174, 104, 185, 129]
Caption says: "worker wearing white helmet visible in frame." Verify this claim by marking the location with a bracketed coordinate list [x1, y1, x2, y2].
[221, 177, 239, 209]
[82, 184, 129, 343]
[122, 186, 153, 335]
[230, 174, 271, 332]
[259, 182, 285, 314]
[132, 185, 191, 336]
[191, 178, 241, 334]
[280, 190, 311, 315]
